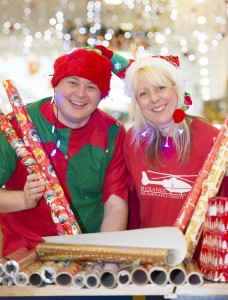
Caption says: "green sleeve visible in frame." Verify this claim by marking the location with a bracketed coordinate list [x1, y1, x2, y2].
[0, 131, 17, 186]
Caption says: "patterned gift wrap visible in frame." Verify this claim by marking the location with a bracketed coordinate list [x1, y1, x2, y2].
[200, 197, 228, 282]
[1, 79, 81, 235]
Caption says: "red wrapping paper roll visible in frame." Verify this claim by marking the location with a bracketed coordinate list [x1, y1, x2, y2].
[2, 80, 80, 233]
[0, 99, 80, 235]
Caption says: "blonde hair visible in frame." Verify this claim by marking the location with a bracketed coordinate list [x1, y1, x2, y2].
[125, 66, 192, 165]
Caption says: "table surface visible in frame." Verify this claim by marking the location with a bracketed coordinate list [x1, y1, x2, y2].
[0, 282, 228, 297]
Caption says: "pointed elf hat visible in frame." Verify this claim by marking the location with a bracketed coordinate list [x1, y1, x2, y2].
[95, 45, 192, 123]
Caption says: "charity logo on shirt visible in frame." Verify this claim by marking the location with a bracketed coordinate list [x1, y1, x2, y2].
[140, 170, 197, 200]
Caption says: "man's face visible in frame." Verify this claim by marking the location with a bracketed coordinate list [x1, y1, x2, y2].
[54, 76, 101, 129]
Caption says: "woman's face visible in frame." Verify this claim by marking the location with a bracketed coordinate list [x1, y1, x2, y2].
[135, 76, 178, 128]
[54, 76, 101, 128]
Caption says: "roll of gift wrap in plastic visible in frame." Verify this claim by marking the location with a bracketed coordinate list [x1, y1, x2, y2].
[174, 115, 228, 232]
[2, 79, 81, 235]
[184, 125, 228, 262]
[0, 114, 77, 235]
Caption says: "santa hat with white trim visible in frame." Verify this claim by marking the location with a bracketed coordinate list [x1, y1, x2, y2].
[95, 45, 192, 123]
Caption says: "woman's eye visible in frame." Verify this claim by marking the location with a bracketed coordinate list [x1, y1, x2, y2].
[138, 91, 148, 98]
[157, 86, 166, 92]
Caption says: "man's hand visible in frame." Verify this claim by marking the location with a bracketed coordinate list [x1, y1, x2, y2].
[23, 174, 45, 209]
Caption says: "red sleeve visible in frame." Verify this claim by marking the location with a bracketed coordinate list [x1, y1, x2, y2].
[101, 125, 129, 203]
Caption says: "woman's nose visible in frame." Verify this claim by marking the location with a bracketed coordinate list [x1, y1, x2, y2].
[150, 89, 159, 103]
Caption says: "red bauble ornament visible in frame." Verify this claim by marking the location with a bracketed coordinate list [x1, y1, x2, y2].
[173, 108, 186, 123]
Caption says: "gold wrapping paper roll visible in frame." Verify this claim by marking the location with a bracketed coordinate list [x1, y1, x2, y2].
[184, 128, 228, 263]
[184, 259, 204, 286]
[36, 243, 170, 265]
[174, 115, 228, 232]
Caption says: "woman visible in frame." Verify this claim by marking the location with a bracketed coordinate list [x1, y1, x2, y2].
[95, 44, 227, 235]
[122, 54, 227, 232]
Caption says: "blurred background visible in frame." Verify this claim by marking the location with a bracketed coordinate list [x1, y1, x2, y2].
[0, 0, 227, 129]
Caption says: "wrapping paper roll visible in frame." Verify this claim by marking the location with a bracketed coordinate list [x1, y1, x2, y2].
[174, 115, 228, 232]
[73, 262, 94, 288]
[2, 79, 81, 235]
[0, 115, 77, 235]
[14, 260, 44, 287]
[41, 261, 67, 283]
[43, 227, 187, 266]
[55, 261, 84, 286]
[185, 259, 204, 286]
[0, 247, 28, 275]
[4, 249, 38, 275]
[36, 242, 170, 265]
[117, 263, 138, 286]
[184, 126, 228, 263]
[84, 262, 104, 289]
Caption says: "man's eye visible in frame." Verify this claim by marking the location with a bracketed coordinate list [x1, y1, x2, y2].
[88, 85, 97, 90]
[69, 81, 77, 85]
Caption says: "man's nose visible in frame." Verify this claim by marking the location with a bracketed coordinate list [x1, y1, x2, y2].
[74, 84, 86, 96]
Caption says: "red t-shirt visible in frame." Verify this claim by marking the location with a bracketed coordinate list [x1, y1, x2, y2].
[124, 118, 227, 229]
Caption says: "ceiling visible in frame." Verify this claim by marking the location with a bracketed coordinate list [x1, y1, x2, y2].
[0, 0, 227, 57]
[0, 0, 227, 120]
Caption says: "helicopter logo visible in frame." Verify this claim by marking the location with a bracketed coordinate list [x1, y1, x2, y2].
[141, 171, 196, 195]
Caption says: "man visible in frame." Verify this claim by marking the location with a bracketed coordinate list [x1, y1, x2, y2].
[0, 46, 129, 256]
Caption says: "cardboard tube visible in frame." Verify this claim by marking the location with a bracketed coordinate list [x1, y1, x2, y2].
[41, 261, 66, 284]
[84, 262, 104, 289]
[72, 262, 94, 288]
[55, 261, 83, 286]
[29, 261, 56, 287]
[185, 260, 204, 286]
[14, 260, 44, 287]
[168, 263, 187, 286]
[117, 263, 138, 286]
[100, 263, 119, 289]
[148, 265, 169, 286]
[2, 274, 14, 286]
[131, 265, 149, 286]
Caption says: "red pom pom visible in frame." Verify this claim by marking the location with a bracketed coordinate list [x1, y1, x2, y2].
[173, 108, 186, 123]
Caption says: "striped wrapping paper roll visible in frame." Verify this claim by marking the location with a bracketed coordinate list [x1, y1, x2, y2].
[0, 114, 79, 235]
[174, 114, 228, 232]
[1, 79, 81, 235]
